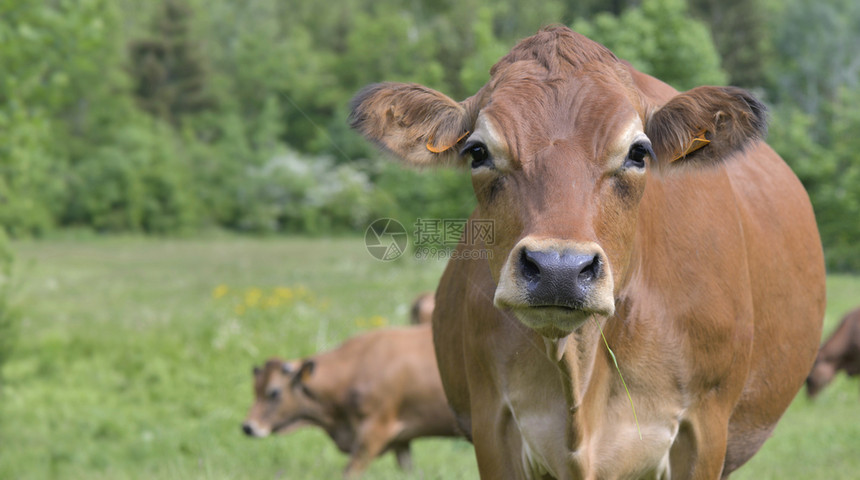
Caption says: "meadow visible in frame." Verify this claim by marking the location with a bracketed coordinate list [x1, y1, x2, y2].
[0, 236, 857, 479]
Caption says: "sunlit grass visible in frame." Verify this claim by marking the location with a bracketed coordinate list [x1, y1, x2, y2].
[0, 236, 474, 479]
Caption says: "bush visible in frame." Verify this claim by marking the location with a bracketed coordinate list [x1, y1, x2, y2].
[769, 93, 860, 271]
[0, 109, 66, 237]
[0, 230, 17, 388]
[372, 160, 476, 246]
[233, 150, 388, 234]
[64, 117, 200, 234]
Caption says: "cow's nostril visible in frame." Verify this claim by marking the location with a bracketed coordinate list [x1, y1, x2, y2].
[520, 249, 542, 286]
[242, 423, 254, 436]
[577, 254, 600, 285]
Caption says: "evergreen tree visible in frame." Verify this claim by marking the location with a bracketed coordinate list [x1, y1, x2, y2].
[689, 0, 769, 89]
[128, 0, 216, 124]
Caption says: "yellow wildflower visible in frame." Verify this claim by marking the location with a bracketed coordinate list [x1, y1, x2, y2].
[274, 287, 294, 301]
[212, 284, 229, 300]
[261, 296, 282, 309]
[244, 288, 263, 307]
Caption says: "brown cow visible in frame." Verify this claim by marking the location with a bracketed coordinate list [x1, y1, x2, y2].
[807, 307, 860, 398]
[409, 292, 435, 325]
[350, 26, 825, 479]
[241, 324, 460, 478]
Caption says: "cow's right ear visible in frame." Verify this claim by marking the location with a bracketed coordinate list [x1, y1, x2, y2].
[645, 86, 767, 169]
[349, 82, 479, 167]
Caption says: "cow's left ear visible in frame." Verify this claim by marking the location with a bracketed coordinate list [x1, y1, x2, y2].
[645, 86, 767, 168]
[290, 360, 315, 388]
[349, 82, 481, 167]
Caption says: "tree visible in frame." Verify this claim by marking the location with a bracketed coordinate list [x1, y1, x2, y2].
[128, 0, 216, 124]
[0, 0, 127, 235]
[573, 0, 727, 91]
[688, 0, 769, 88]
[765, 0, 860, 117]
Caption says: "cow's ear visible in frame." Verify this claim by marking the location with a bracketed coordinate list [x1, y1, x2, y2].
[290, 360, 315, 388]
[645, 86, 767, 168]
[349, 82, 479, 167]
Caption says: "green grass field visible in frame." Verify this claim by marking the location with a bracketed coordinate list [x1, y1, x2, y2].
[1, 237, 858, 479]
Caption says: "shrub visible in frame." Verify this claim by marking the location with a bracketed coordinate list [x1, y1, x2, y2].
[0, 230, 17, 388]
[233, 150, 387, 234]
[65, 117, 200, 233]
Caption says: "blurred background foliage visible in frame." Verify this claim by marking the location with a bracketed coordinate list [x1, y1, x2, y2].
[1, 0, 859, 268]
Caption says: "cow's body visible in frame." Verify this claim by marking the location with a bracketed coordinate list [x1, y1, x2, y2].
[242, 324, 459, 478]
[410, 291, 435, 325]
[351, 27, 825, 479]
[434, 141, 823, 479]
[807, 307, 860, 397]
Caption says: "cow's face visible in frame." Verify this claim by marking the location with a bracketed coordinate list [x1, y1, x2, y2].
[351, 27, 766, 339]
[463, 64, 649, 337]
[242, 359, 319, 437]
[805, 357, 836, 398]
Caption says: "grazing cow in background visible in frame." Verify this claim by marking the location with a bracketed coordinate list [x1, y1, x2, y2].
[241, 324, 460, 478]
[807, 307, 860, 398]
[409, 292, 435, 325]
[350, 26, 825, 479]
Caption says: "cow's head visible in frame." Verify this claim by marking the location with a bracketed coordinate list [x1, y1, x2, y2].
[805, 355, 837, 399]
[351, 26, 766, 339]
[242, 358, 319, 437]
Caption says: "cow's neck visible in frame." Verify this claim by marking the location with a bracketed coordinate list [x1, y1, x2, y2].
[301, 367, 358, 453]
[549, 317, 605, 452]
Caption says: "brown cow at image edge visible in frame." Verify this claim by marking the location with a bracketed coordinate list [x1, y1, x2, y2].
[410, 291, 435, 325]
[807, 306, 860, 397]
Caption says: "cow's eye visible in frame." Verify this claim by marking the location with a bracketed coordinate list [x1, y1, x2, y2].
[266, 389, 281, 400]
[463, 142, 492, 169]
[624, 142, 652, 169]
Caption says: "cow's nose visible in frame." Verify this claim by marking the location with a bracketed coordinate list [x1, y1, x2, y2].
[242, 423, 254, 436]
[519, 249, 601, 308]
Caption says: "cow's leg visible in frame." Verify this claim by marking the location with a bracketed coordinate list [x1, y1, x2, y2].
[343, 419, 398, 479]
[393, 442, 413, 471]
[471, 401, 529, 480]
[687, 406, 731, 480]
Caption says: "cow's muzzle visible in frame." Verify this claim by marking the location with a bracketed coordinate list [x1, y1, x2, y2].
[519, 249, 601, 308]
[495, 238, 615, 337]
[241, 420, 270, 438]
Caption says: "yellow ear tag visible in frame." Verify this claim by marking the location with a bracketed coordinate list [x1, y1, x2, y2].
[671, 129, 710, 162]
[426, 130, 470, 154]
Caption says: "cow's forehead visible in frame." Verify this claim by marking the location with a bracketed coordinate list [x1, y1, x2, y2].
[477, 74, 644, 167]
